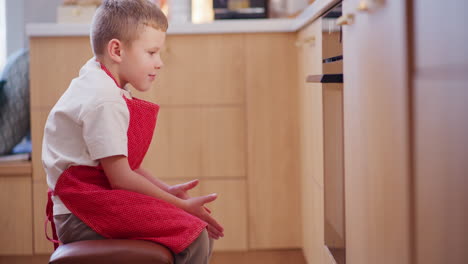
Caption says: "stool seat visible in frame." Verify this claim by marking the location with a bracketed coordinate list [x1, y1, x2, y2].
[49, 239, 174, 264]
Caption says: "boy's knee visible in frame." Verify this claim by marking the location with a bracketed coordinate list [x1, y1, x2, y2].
[193, 229, 211, 261]
[176, 229, 212, 264]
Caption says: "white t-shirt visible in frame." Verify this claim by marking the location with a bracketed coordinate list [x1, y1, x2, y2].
[42, 58, 132, 216]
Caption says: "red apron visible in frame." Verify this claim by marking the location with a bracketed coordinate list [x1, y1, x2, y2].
[45, 77, 207, 253]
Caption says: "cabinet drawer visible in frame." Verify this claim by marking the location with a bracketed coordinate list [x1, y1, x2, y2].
[200, 179, 248, 251]
[415, 0, 468, 72]
[133, 34, 245, 105]
[0, 173, 33, 255]
[297, 19, 323, 77]
[414, 78, 468, 264]
[143, 106, 246, 180]
[30, 37, 92, 109]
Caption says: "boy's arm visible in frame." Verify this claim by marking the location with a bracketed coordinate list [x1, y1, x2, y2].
[134, 167, 205, 203]
[101, 155, 184, 207]
[134, 167, 170, 193]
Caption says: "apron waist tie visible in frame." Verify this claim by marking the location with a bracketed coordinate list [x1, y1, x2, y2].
[45, 188, 60, 250]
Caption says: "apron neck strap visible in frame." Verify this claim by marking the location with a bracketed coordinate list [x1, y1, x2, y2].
[98, 60, 122, 89]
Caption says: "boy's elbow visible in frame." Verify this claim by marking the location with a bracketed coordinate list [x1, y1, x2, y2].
[109, 180, 124, 190]
[106, 171, 131, 190]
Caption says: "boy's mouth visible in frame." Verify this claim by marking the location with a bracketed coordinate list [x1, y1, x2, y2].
[148, 74, 156, 81]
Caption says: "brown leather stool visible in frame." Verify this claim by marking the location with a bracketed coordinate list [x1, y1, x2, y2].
[49, 239, 174, 264]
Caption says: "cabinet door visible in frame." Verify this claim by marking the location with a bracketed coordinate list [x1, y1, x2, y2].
[33, 182, 52, 254]
[0, 173, 33, 255]
[30, 37, 92, 109]
[200, 179, 248, 251]
[414, 79, 468, 264]
[245, 33, 301, 249]
[142, 107, 246, 180]
[298, 20, 325, 261]
[342, 0, 411, 263]
[132, 34, 245, 105]
[298, 19, 325, 189]
[414, 0, 468, 72]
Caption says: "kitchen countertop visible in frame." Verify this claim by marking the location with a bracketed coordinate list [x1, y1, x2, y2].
[27, 0, 340, 36]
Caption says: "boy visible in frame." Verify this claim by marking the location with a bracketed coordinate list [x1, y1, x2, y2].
[42, 0, 224, 263]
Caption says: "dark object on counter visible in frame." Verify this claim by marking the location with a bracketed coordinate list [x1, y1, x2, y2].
[214, 0, 268, 19]
[0, 49, 30, 155]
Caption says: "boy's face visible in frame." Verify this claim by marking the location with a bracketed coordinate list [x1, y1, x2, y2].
[120, 26, 166, 92]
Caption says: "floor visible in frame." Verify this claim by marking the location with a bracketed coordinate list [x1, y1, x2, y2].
[0, 249, 307, 264]
[211, 249, 307, 264]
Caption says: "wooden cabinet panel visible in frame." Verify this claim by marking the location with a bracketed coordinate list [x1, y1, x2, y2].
[143, 107, 203, 179]
[298, 19, 325, 264]
[324, 246, 337, 264]
[30, 37, 92, 108]
[414, 79, 468, 264]
[200, 179, 248, 251]
[342, 0, 411, 263]
[414, 0, 468, 73]
[30, 110, 50, 181]
[298, 19, 323, 77]
[0, 175, 33, 255]
[143, 107, 246, 180]
[323, 84, 344, 249]
[245, 33, 301, 249]
[303, 180, 324, 263]
[32, 181, 52, 254]
[298, 20, 325, 189]
[200, 107, 246, 178]
[133, 34, 245, 105]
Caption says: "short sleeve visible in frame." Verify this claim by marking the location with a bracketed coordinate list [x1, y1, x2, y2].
[82, 101, 129, 160]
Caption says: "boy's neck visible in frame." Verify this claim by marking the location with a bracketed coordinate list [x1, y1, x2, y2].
[96, 56, 124, 88]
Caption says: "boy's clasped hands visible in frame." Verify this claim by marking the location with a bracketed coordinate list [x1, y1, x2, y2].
[168, 179, 224, 240]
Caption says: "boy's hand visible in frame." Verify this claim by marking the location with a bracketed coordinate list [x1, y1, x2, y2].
[168, 180, 212, 214]
[168, 179, 198, 200]
[182, 194, 224, 240]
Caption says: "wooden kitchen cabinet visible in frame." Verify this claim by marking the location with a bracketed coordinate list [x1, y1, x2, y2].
[298, 10, 345, 262]
[297, 18, 325, 263]
[245, 33, 301, 249]
[0, 162, 33, 255]
[134, 34, 245, 105]
[142, 107, 246, 180]
[200, 179, 248, 251]
[29, 37, 92, 110]
[413, 1, 468, 263]
[342, 0, 411, 263]
[414, 80, 468, 264]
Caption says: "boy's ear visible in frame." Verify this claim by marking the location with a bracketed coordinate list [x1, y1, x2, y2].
[107, 39, 123, 63]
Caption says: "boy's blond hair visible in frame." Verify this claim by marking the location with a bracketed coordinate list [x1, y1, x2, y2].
[90, 0, 168, 56]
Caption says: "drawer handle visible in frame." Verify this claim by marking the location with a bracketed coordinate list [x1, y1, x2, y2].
[357, 1, 369, 12]
[336, 14, 355, 26]
[357, 0, 385, 12]
[306, 74, 343, 83]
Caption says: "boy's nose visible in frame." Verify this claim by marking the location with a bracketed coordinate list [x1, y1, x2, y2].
[155, 59, 164, 69]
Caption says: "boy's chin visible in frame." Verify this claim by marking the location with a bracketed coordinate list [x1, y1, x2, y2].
[133, 84, 152, 92]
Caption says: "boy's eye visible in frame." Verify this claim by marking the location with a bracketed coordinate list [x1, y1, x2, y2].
[149, 51, 156, 55]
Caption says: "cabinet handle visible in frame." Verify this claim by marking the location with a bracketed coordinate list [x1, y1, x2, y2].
[357, 0, 385, 12]
[306, 74, 343, 83]
[357, 1, 369, 12]
[336, 14, 355, 26]
[295, 36, 316, 47]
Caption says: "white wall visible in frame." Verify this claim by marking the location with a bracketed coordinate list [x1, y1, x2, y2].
[5, 0, 25, 56]
[5, 0, 61, 57]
